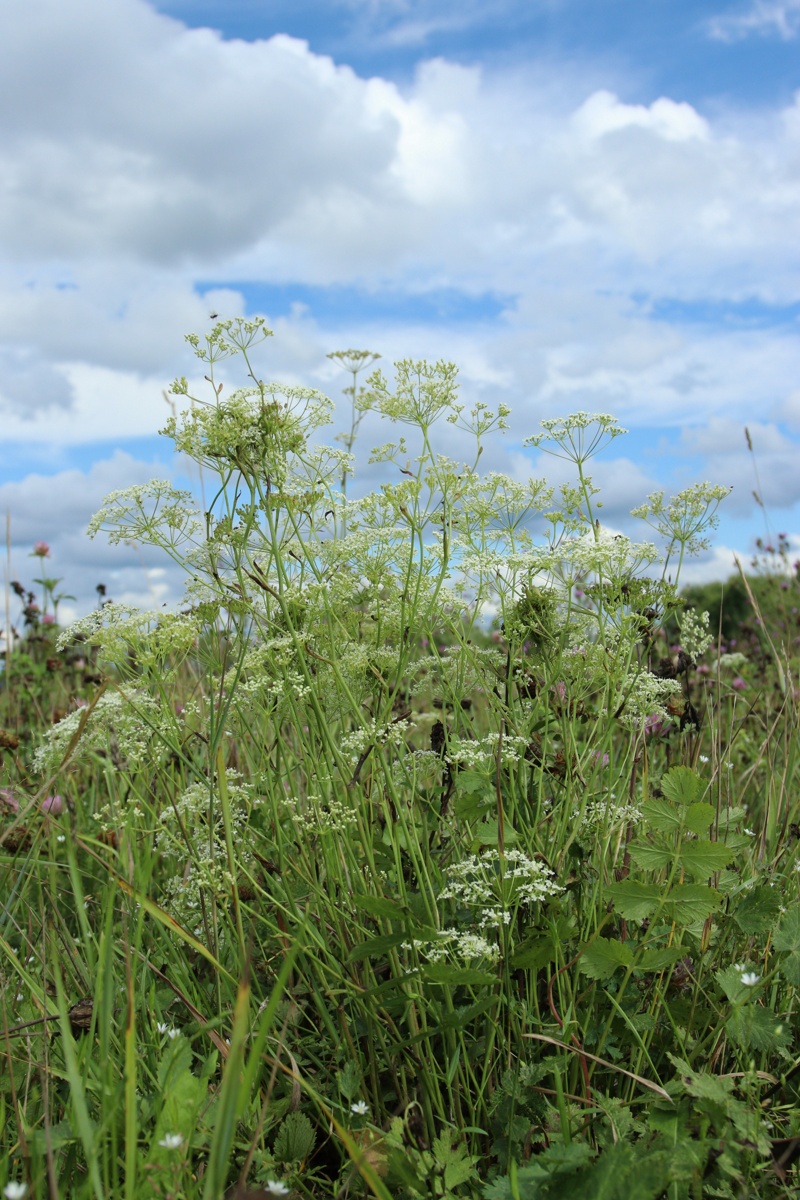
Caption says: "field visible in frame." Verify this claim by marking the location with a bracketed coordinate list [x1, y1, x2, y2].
[2, 319, 800, 1199]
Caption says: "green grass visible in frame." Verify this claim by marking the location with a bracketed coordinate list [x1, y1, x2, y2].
[2, 318, 800, 1199]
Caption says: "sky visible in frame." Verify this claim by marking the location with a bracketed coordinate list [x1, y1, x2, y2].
[2, 0, 800, 623]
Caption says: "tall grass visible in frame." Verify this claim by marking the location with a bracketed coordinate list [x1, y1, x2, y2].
[2, 318, 800, 1199]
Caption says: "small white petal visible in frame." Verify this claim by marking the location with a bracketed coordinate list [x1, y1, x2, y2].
[158, 1132, 184, 1150]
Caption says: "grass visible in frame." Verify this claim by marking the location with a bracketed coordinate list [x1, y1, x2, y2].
[1, 318, 800, 1199]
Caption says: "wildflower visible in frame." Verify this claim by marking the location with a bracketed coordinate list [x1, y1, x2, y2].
[41, 613, 56, 625]
[643, 713, 671, 738]
[31, 541, 50, 557]
[41, 795, 63, 815]
[699, 755, 709, 764]
[3, 1184, 27, 1200]
[158, 1132, 184, 1150]
[265, 1183, 290, 1197]
[740, 972, 760, 986]
[350, 1100, 369, 1115]
[167, 1027, 181, 1039]
[0, 789, 19, 813]
[731, 677, 746, 691]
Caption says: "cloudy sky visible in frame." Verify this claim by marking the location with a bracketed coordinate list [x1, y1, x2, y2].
[2, 0, 799, 621]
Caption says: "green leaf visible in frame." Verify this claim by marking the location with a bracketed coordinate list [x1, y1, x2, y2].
[627, 842, 675, 871]
[684, 803, 716, 835]
[472, 819, 519, 847]
[636, 946, 685, 972]
[510, 936, 558, 969]
[773, 908, 800, 986]
[662, 884, 722, 923]
[660, 767, 704, 807]
[726, 1005, 791, 1053]
[641, 797, 683, 834]
[352, 893, 407, 921]
[346, 931, 407, 963]
[734, 886, 782, 936]
[678, 840, 732, 878]
[423, 963, 497, 987]
[605, 881, 662, 920]
[457, 769, 495, 795]
[579, 938, 634, 980]
[274, 1111, 316, 1164]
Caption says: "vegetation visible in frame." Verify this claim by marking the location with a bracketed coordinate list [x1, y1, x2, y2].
[2, 318, 800, 1199]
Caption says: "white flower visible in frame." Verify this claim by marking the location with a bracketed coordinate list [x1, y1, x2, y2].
[350, 1100, 369, 1115]
[740, 972, 761, 987]
[265, 1183, 290, 1197]
[158, 1132, 184, 1150]
[167, 1027, 181, 1040]
[699, 755, 709, 764]
[156, 1021, 169, 1034]
[3, 1183, 27, 1200]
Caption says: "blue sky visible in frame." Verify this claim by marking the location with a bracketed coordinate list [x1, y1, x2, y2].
[1, 0, 799, 618]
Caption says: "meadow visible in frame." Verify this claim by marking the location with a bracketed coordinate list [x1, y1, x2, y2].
[1, 317, 799, 1199]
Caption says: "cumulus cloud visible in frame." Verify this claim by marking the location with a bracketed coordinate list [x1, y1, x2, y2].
[1, 451, 189, 617]
[1, 0, 799, 598]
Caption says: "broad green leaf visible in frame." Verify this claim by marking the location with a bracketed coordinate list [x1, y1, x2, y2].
[352, 893, 407, 920]
[726, 1005, 791, 1053]
[605, 881, 662, 920]
[662, 884, 722, 923]
[346, 931, 407, 963]
[628, 842, 675, 871]
[734, 886, 782, 936]
[773, 907, 800, 954]
[684, 803, 716, 835]
[660, 767, 704, 807]
[679, 840, 732, 878]
[510, 936, 558, 970]
[457, 769, 495, 795]
[636, 946, 685, 972]
[642, 797, 683, 834]
[773, 908, 800, 986]
[579, 938, 633, 980]
[716, 964, 758, 1004]
[472, 819, 519, 847]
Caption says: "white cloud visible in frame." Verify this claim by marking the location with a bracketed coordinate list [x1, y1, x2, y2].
[708, 1, 800, 41]
[1, 0, 799, 594]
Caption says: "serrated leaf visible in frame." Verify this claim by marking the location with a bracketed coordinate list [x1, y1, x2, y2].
[605, 881, 662, 920]
[684, 803, 716, 835]
[774, 908, 800, 953]
[579, 938, 633, 980]
[636, 946, 685, 972]
[457, 769, 495, 795]
[726, 1005, 791, 1053]
[773, 908, 800, 986]
[453, 792, 492, 821]
[642, 797, 683, 834]
[734, 886, 782, 936]
[274, 1111, 316, 1164]
[660, 767, 704, 807]
[628, 842, 675, 871]
[472, 819, 518, 847]
[662, 884, 722, 923]
[679, 840, 732, 878]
